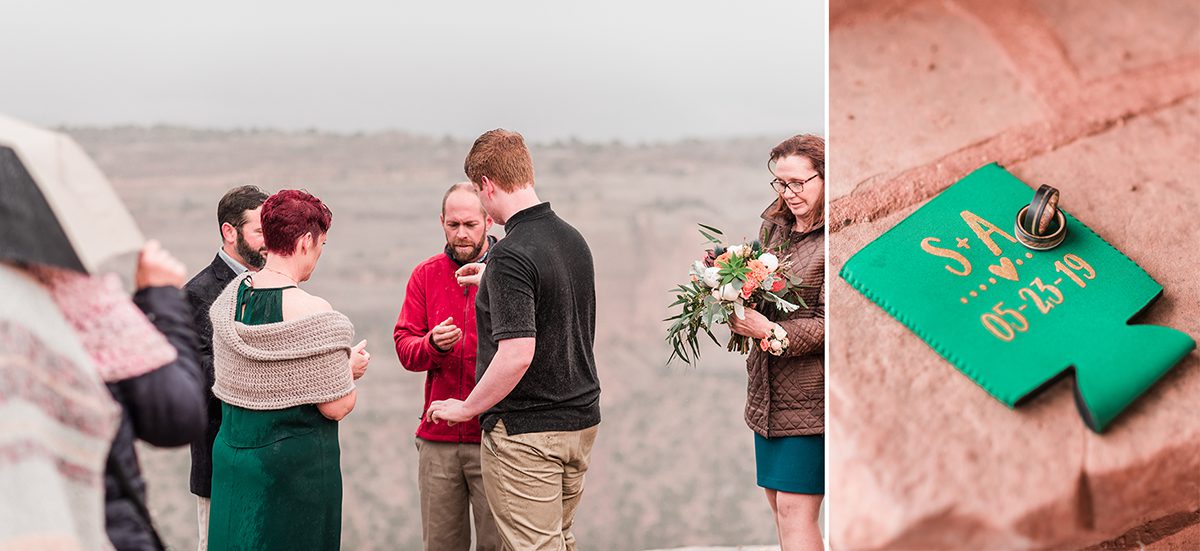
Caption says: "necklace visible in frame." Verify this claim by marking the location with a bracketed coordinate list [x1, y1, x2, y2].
[262, 267, 299, 286]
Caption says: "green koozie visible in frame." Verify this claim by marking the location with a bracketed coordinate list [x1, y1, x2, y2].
[840, 163, 1194, 432]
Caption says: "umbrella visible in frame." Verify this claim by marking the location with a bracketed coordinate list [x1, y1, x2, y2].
[0, 113, 142, 274]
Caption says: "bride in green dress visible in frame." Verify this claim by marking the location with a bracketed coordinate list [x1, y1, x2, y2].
[208, 190, 370, 550]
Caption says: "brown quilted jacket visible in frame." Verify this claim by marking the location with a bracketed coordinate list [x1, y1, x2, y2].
[744, 198, 825, 437]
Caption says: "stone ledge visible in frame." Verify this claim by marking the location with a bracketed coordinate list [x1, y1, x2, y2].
[828, 17, 1200, 546]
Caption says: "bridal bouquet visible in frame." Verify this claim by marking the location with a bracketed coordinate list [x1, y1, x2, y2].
[665, 225, 807, 365]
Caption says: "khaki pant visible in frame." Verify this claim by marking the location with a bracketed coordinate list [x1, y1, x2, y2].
[481, 420, 599, 551]
[196, 496, 209, 551]
[416, 437, 502, 551]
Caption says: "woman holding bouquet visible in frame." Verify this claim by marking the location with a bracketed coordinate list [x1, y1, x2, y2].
[728, 135, 825, 551]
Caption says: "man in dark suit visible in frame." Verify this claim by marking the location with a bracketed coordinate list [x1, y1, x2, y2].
[183, 185, 269, 550]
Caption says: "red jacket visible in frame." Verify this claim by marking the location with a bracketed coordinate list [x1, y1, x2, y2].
[394, 250, 483, 443]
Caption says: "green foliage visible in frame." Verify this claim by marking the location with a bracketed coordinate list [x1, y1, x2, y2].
[664, 224, 814, 366]
[664, 281, 727, 365]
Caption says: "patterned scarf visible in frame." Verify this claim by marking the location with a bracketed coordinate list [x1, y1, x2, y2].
[28, 265, 177, 383]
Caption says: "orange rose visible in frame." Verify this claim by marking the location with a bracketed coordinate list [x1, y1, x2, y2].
[741, 279, 758, 298]
[747, 260, 769, 282]
[716, 252, 732, 267]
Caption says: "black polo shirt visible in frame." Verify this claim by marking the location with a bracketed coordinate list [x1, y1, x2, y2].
[475, 202, 601, 435]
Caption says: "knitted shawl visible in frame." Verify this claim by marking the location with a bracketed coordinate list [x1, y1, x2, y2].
[210, 273, 355, 410]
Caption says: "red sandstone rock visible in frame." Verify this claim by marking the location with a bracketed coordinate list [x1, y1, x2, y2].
[829, 1, 1200, 548]
[828, 0, 1043, 200]
[1147, 522, 1200, 551]
[1032, 0, 1200, 81]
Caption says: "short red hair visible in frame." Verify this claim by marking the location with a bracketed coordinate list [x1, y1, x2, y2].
[261, 190, 332, 256]
[464, 129, 535, 192]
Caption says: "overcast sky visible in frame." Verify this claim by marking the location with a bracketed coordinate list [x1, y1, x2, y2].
[0, 1, 824, 142]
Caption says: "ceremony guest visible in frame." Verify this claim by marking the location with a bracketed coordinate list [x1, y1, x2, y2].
[0, 259, 119, 550]
[207, 190, 370, 550]
[427, 129, 601, 551]
[101, 241, 207, 550]
[184, 185, 269, 550]
[1, 240, 205, 551]
[394, 182, 501, 551]
[729, 135, 826, 551]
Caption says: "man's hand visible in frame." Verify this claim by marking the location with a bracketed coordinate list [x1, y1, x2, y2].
[456, 263, 485, 287]
[430, 317, 462, 352]
[135, 240, 187, 290]
[426, 398, 474, 426]
[728, 307, 774, 340]
[350, 339, 370, 380]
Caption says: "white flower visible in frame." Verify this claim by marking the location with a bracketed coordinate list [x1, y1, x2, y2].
[772, 325, 788, 340]
[702, 267, 721, 288]
[690, 260, 705, 278]
[769, 340, 784, 354]
[758, 253, 779, 272]
[717, 282, 740, 302]
[727, 244, 744, 257]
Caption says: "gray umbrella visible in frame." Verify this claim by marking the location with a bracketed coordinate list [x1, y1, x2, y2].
[0, 113, 142, 273]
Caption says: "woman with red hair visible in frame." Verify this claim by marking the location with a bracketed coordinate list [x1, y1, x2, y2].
[207, 190, 370, 550]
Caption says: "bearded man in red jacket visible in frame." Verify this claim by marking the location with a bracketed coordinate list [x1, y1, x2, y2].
[394, 182, 501, 551]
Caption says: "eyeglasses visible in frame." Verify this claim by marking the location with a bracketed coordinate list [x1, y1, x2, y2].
[769, 173, 820, 195]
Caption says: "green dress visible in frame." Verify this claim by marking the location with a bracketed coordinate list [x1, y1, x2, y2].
[208, 280, 343, 550]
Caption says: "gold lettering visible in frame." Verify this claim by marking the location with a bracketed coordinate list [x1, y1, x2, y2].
[961, 210, 1018, 256]
[921, 237, 972, 276]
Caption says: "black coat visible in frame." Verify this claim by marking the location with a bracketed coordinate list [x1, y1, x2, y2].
[105, 286, 207, 550]
[183, 254, 238, 497]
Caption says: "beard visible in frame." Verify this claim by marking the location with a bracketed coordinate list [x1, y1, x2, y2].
[449, 237, 485, 263]
[236, 230, 267, 269]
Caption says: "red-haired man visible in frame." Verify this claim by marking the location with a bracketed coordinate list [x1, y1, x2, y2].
[427, 130, 601, 550]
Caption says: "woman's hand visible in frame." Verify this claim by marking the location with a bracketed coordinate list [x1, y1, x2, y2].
[728, 307, 775, 340]
[350, 339, 370, 380]
[135, 240, 186, 290]
[455, 263, 485, 287]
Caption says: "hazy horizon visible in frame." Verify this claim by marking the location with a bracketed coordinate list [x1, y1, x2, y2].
[1, 1, 825, 142]
[49, 122, 802, 146]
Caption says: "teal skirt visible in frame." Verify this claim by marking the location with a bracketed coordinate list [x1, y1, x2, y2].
[754, 433, 824, 494]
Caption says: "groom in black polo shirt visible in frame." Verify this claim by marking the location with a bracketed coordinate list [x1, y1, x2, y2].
[427, 129, 600, 550]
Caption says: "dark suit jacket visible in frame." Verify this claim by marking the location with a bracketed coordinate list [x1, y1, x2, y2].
[183, 253, 239, 497]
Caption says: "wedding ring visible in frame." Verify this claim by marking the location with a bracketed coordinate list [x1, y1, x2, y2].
[1015, 205, 1066, 250]
[1024, 185, 1060, 236]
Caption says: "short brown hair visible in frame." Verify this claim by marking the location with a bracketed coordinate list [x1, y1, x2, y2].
[217, 185, 269, 237]
[769, 134, 824, 181]
[464, 129, 535, 193]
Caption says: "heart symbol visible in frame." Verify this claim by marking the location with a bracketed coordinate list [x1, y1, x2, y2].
[988, 257, 1019, 281]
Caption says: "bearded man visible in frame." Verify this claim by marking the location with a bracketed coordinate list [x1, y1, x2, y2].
[393, 182, 501, 551]
[183, 184, 269, 550]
